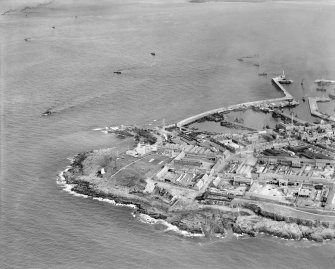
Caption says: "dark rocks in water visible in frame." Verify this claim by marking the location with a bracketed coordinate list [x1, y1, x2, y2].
[113, 130, 134, 138]
[165, 210, 237, 236]
[116, 134, 126, 139]
[71, 181, 94, 195]
[233, 215, 304, 240]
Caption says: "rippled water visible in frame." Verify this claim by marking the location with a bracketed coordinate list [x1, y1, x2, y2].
[1, 0, 335, 268]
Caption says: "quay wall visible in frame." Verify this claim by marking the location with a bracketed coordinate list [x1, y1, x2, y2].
[273, 110, 308, 125]
[271, 77, 294, 99]
[308, 97, 335, 122]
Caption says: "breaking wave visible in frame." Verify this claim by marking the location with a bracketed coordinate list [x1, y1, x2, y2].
[57, 168, 137, 208]
[57, 167, 203, 238]
[135, 213, 205, 238]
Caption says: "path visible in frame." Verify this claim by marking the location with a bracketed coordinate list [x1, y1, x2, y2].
[110, 154, 153, 179]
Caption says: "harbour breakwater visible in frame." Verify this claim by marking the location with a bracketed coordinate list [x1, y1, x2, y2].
[308, 97, 335, 122]
[176, 76, 296, 127]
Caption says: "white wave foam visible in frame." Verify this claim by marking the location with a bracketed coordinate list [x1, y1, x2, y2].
[234, 233, 249, 239]
[57, 168, 89, 198]
[213, 233, 225, 239]
[136, 213, 204, 237]
[58, 169, 202, 238]
[66, 157, 74, 162]
[93, 197, 116, 204]
[161, 220, 204, 237]
[138, 213, 158, 224]
[57, 168, 137, 208]
[92, 197, 137, 209]
[94, 126, 119, 131]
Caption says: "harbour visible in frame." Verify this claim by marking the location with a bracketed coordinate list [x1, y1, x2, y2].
[177, 74, 297, 128]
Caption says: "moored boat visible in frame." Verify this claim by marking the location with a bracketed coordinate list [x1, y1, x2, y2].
[278, 70, 293, 84]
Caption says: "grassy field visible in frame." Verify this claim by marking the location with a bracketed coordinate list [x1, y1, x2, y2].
[80, 149, 172, 191]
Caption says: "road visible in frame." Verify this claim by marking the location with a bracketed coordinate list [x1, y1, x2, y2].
[110, 153, 153, 179]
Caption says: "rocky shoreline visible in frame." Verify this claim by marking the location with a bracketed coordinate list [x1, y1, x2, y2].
[60, 152, 335, 242]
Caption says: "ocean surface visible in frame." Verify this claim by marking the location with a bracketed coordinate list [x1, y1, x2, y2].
[1, 0, 335, 268]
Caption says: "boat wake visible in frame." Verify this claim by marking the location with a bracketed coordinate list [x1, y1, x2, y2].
[44, 91, 115, 116]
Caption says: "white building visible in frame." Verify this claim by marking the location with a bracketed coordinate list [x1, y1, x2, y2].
[126, 143, 157, 157]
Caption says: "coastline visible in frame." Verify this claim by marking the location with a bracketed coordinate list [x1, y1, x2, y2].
[57, 166, 204, 237]
[58, 152, 335, 242]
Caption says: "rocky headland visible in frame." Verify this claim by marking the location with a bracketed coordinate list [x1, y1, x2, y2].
[60, 150, 335, 242]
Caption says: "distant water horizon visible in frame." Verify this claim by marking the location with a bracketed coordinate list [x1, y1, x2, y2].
[1, 0, 335, 268]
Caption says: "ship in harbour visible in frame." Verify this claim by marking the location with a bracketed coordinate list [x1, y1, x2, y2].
[278, 70, 293, 84]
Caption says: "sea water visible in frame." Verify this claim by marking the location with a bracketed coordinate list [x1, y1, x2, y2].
[1, 0, 335, 268]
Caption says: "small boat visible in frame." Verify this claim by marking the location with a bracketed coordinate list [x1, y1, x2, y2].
[114, 71, 122, 74]
[52, 26, 56, 29]
[253, 63, 260, 67]
[237, 58, 243, 62]
[279, 80, 293, 84]
[42, 110, 52, 116]
[258, 72, 267, 76]
[316, 87, 326, 92]
[302, 97, 305, 102]
[150, 52, 156, 56]
[24, 38, 30, 42]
